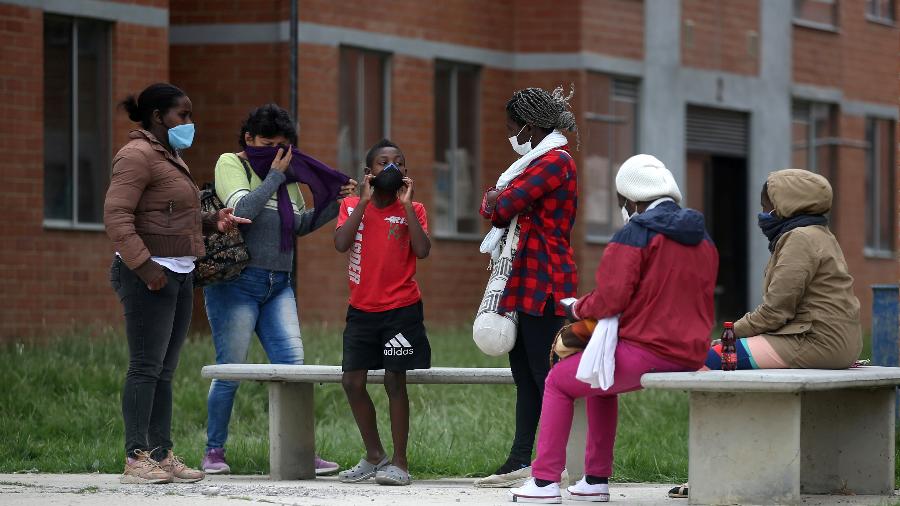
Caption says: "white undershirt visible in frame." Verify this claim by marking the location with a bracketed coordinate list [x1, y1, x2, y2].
[116, 253, 197, 274]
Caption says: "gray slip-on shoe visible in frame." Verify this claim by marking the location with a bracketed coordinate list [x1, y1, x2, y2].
[375, 464, 411, 486]
[338, 455, 389, 483]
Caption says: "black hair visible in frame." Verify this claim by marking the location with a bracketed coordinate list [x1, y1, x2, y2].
[120, 83, 186, 130]
[365, 138, 403, 168]
[238, 103, 298, 148]
[506, 85, 578, 133]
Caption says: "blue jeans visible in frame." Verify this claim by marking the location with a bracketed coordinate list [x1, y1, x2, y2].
[204, 267, 304, 450]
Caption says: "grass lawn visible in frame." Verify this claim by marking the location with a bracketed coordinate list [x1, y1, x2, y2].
[0, 325, 891, 483]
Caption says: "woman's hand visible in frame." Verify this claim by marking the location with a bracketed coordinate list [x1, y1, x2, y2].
[146, 272, 168, 291]
[339, 179, 358, 199]
[399, 177, 414, 207]
[271, 146, 293, 173]
[484, 189, 502, 212]
[216, 207, 252, 232]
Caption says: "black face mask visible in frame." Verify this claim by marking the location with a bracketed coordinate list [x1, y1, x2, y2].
[371, 163, 404, 192]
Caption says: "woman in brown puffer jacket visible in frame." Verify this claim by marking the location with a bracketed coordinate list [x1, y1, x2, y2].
[104, 83, 247, 485]
[705, 168, 862, 370]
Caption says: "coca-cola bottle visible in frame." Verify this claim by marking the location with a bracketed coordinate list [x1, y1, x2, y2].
[721, 322, 737, 371]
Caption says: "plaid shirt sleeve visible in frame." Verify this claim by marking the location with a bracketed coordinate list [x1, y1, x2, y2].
[490, 151, 571, 228]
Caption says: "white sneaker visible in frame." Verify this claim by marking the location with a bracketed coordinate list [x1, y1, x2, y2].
[509, 478, 562, 504]
[567, 477, 610, 502]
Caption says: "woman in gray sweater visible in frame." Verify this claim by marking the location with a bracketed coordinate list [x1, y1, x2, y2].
[200, 104, 356, 475]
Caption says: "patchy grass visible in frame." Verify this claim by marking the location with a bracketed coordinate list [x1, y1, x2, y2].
[0, 326, 893, 483]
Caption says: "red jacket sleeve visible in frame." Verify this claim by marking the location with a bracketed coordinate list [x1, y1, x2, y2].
[574, 242, 642, 320]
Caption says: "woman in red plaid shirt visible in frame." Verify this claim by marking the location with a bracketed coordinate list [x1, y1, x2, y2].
[474, 87, 579, 488]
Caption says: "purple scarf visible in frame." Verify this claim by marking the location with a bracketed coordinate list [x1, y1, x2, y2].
[243, 145, 351, 251]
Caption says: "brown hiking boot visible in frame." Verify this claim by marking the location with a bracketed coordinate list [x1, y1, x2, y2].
[158, 450, 205, 483]
[120, 450, 173, 484]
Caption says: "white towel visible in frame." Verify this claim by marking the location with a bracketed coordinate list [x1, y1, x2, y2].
[479, 130, 570, 260]
[575, 316, 619, 390]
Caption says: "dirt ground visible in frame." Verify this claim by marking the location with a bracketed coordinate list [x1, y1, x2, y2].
[1, 473, 897, 505]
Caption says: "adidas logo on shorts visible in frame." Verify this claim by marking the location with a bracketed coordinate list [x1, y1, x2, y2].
[384, 333, 415, 356]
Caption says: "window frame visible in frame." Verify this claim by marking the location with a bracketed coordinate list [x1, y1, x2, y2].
[432, 60, 482, 241]
[866, 0, 896, 25]
[337, 45, 392, 181]
[584, 75, 640, 245]
[863, 116, 896, 257]
[792, 0, 840, 32]
[42, 14, 112, 231]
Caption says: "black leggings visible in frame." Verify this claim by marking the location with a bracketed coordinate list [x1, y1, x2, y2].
[507, 297, 564, 464]
[110, 257, 193, 460]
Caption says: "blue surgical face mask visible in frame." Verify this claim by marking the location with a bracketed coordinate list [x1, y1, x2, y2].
[167, 123, 195, 150]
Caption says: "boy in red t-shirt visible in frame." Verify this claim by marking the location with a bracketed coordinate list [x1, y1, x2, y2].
[333, 139, 431, 486]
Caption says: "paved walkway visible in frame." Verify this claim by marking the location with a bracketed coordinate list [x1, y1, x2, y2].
[0, 474, 897, 505]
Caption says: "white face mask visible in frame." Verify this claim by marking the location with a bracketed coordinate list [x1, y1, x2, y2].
[621, 206, 632, 225]
[508, 125, 532, 156]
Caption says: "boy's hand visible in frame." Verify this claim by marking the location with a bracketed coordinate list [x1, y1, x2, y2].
[399, 177, 414, 207]
[360, 174, 375, 202]
[339, 179, 358, 199]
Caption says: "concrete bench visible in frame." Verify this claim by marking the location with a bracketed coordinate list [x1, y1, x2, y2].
[200, 364, 589, 480]
[641, 367, 900, 505]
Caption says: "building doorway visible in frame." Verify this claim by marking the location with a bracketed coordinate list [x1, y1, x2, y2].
[686, 106, 750, 324]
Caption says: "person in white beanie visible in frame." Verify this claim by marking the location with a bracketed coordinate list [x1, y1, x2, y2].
[510, 154, 718, 504]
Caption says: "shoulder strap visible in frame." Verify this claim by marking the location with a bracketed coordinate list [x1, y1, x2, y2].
[237, 157, 253, 183]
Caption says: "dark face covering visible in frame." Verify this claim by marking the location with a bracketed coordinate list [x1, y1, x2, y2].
[243, 144, 350, 251]
[371, 163, 404, 193]
[758, 211, 828, 252]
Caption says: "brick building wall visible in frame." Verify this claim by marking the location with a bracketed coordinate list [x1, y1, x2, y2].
[791, 0, 899, 329]
[1, 0, 897, 339]
[681, 0, 760, 76]
[0, 1, 168, 339]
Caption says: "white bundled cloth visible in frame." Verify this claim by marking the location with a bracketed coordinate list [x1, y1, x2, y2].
[479, 130, 570, 260]
[575, 316, 620, 390]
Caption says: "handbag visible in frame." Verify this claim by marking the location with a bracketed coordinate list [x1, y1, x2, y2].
[472, 217, 520, 356]
[550, 319, 597, 366]
[193, 159, 253, 287]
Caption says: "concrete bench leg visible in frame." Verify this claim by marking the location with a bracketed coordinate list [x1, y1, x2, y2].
[566, 398, 587, 481]
[688, 391, 802, 505]
[800, 388, 896, 495]
[268, 382, 315, 480]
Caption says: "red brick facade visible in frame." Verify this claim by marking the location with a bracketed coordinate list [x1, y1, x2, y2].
[0, 0, 897, 339]
[0, 1, 168, 339]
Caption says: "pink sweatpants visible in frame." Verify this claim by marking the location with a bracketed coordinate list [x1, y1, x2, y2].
[531, 340, 690, 482]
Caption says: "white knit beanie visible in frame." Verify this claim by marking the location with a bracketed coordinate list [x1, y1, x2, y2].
[615, 154, 683, 204]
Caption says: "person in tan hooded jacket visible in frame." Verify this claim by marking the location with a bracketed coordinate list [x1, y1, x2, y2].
[706, 168, 862, 370]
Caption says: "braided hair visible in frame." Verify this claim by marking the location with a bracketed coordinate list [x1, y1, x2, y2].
[506, 85, 577, 133]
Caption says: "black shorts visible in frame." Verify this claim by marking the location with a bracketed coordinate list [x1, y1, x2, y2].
[342, 301, 431, 372]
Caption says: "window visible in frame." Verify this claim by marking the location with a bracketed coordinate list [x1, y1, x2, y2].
[584, 74, 639, 241]
[791, 101, 839, 215]
[864, 117, 895, 254]
[793, 0, 839, 29]
[337, 47, 390, 179]
[434, 61, 480, 237]
[866, 0, 896, 23]
[43, 15, 110, 228]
